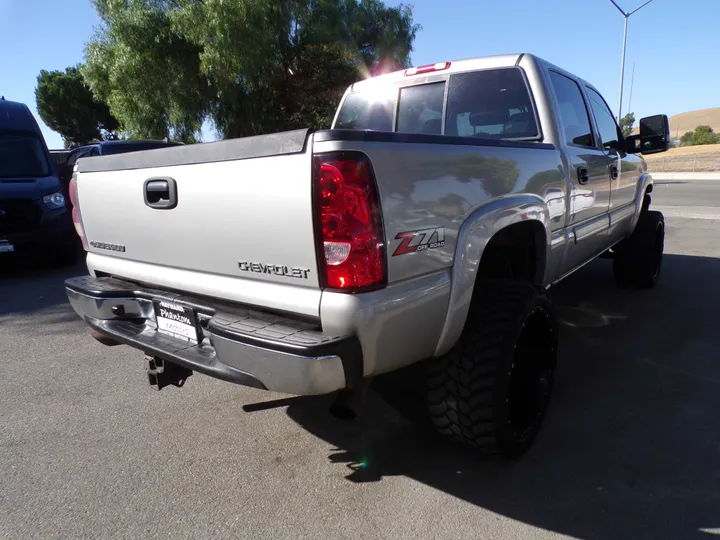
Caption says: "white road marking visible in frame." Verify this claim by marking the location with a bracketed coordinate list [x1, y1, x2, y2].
[653, 205, 720, 221]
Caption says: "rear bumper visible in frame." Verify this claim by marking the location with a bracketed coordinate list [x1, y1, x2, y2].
[65, 276, 361, 395]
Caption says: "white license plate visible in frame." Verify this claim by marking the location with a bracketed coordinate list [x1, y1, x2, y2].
[153, 300, 200, 345]
[0, 240, 14, 253]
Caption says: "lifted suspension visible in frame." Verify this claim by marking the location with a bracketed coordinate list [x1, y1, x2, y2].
[146, 355, 193, 390]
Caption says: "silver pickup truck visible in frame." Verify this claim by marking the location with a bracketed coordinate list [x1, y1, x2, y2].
[65, 54, 670, 458]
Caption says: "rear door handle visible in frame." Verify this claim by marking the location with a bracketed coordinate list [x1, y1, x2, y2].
[144, 177, 177, 209]
[577, 167, 589, 185]
[609, 165, 619, 180]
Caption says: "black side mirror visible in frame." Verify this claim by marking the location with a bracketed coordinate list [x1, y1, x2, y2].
[637, 114, 670, 155]
[625, 114, 670, 154]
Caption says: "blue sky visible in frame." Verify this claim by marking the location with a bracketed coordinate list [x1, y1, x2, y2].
[1, 0, 716, 148]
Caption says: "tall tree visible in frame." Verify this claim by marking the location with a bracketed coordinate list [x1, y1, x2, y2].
[619, 112, 635, 138]
[82, 0, 419, 140]
[82, 0, 211, 142]
[35, 66, 119, 148]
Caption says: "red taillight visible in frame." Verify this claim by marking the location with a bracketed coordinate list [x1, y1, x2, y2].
[313, 155, 385, 291]
[69, 172, 88, 251]
[404, 61, 451, 77]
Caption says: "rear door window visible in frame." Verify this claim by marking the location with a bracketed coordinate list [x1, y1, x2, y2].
[0, 132, 51, 178]
[445, 68, 539, 139]
[396, 82, 445, 135]
[586, 87, 622, 151]
[548, 71, 594, 147]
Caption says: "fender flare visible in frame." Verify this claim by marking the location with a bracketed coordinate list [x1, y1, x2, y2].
[628, 172, 654, 232]
[433, 195, 551, 357]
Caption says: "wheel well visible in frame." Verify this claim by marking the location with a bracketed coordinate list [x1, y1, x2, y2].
[476, 221, 546, 285]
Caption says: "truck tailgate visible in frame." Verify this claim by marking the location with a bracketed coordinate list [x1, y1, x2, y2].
[76, 131, 321, 313]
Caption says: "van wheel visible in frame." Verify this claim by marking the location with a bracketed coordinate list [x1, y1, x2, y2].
[613, 210, 665, 288]
[426, 280, 558, 458]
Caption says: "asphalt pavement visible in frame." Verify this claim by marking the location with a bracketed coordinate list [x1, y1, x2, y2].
[1, 178, 719, 540]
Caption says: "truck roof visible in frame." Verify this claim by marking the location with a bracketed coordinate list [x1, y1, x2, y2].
[348, 52, 599, 106]
[351, 53, 527, 91]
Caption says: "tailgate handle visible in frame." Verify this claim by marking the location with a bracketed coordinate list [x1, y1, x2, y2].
[144, 177, 177, 209]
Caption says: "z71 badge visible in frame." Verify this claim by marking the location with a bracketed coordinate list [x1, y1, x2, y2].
[392, 227, 445, 256]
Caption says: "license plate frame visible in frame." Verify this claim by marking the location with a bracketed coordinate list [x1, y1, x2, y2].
[153, 300, 201, 345]
[0, 239, 15, 253]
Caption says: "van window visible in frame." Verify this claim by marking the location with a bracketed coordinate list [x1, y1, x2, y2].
[0, 132, 51, 178]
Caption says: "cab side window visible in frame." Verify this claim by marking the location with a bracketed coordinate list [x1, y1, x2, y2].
[586, 87, 622, 151]
[548, 71, 594, 148]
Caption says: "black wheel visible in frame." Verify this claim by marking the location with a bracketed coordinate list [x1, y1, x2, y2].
[426, 280, 558, 458]
[613, 210, 665, 288]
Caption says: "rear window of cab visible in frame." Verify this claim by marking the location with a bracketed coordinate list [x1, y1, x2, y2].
[334, 67, 539, 140]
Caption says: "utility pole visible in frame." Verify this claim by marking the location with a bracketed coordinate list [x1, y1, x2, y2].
[609, 0, 654, 122]
[627, 62, 635, 115]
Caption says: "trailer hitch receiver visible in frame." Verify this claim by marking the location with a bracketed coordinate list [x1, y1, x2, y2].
[146, 355, 193, 390]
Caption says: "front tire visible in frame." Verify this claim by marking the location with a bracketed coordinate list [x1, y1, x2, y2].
[613, 210, 665, 288]
[426, 280, 558, 459]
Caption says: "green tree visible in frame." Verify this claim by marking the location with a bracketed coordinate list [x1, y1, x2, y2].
[679, 125, 720, 147]
[619, 112, 635, 138]
[82, 0, 419, 140]
[82, 0, 211, 142]
[679, 131, 694, 146]
[692, 125, 720, 145]
[35, 66, 119, 148]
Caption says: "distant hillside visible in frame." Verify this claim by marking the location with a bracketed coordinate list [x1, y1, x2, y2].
[667, 108, 720, 138]
[631, 107, 720, 137]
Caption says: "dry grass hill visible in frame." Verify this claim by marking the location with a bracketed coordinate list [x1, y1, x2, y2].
[632, 108, 720, 172]
[666, 107, 720, 138]
[631, 107, 720, 138]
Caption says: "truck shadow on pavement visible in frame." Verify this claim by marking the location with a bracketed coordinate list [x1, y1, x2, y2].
[281, 254, 720, 540]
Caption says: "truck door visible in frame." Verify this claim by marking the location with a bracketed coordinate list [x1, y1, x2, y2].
[584, 86, 636, 239]
[548, 71, 611, 272]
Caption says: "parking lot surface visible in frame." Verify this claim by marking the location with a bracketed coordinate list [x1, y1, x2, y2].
[1, 178, 719, 540]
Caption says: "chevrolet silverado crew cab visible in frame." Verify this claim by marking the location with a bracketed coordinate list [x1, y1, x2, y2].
[65, 54, 670, 458]
[1, 98, 78, 266]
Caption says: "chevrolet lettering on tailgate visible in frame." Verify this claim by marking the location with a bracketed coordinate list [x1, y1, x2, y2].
[238, 261, 310, 279]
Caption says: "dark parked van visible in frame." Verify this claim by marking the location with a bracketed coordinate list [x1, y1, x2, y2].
[0, 98, 77, 266]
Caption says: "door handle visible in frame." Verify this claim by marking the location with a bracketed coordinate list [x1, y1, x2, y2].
[144, 177, 177, 209]
[609, 165, 619, 180]
[577, 167, 589, 185]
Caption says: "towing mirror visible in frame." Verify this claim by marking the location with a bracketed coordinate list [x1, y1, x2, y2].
[626, 114, 670, 155]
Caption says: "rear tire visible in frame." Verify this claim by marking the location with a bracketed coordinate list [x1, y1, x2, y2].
[426, 280, 558, 459]
[613, 210, 665, 288]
